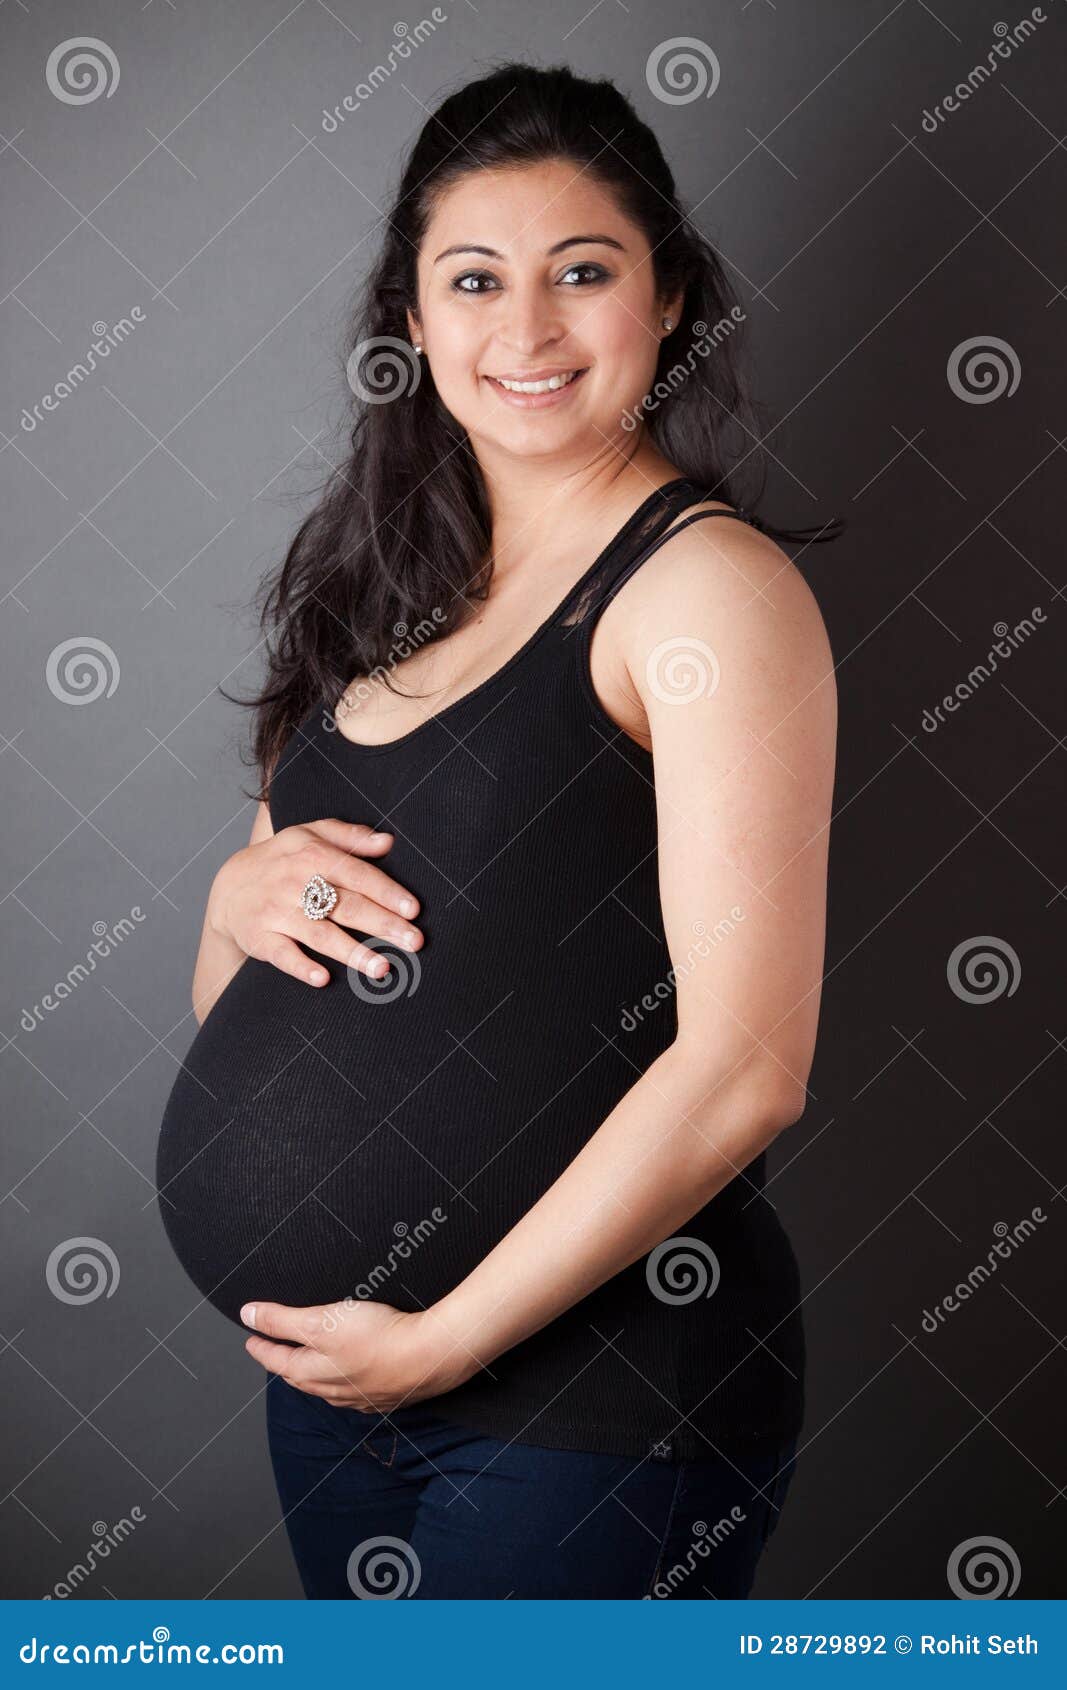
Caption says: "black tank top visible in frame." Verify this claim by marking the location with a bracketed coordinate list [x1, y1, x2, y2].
[156, 477, 805, 1461]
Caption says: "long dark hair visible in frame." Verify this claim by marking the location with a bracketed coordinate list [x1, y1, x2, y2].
[224, 59, 842, 800]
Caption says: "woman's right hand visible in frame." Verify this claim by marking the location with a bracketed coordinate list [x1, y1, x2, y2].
[206, 819, 422, 986]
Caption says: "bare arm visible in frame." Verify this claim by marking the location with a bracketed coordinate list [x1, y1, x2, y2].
[191, 801, 274, 1026]
[422, 513, 837, 1390]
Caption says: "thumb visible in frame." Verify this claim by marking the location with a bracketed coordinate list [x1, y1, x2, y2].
[240, 1301, 313, 1344]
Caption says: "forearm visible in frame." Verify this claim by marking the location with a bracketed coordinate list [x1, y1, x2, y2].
[426, 1042, 800, 1389]
[191, 878, 246, 1025]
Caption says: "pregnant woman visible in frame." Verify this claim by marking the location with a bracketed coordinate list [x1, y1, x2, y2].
[156, 61, 839, 1600]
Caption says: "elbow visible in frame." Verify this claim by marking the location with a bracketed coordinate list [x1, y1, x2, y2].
[737, 1072, 808, 1149]
[766, 1076, 809, 1134]
[676, 1053, 809, 1182]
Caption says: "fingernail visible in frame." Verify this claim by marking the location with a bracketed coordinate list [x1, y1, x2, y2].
[240, 1304, 257, 1327]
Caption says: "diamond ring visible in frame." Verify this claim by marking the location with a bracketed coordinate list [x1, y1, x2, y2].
[301, 873, 338, 921]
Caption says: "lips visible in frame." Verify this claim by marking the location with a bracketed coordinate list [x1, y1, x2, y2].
[493, 370, 585, 392]
[485, 367, 589, 399]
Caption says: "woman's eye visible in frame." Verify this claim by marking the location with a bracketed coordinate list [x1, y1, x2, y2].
[451, 264, 608, 294]
[559, 263, 608, 286]
[452, 272, 499, 294]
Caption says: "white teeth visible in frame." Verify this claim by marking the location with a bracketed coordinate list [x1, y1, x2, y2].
[494, 370, 581, 394]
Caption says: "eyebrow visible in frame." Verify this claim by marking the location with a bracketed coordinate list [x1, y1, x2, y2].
[433, 234, 626, 264]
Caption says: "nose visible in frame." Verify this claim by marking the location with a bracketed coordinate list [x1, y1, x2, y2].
[494, 279, 567, 358]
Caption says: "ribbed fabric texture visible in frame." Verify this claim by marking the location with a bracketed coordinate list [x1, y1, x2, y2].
[156, 478, 805, 1462]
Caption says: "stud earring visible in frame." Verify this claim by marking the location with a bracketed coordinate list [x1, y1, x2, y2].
[412, 341, 423, 355]
[662, 316, 674, 332]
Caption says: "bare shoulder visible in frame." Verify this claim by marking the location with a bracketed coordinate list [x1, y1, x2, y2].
[612, 500, 836, 712]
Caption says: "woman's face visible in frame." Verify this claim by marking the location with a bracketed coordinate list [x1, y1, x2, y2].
[407, 160, 681, 464]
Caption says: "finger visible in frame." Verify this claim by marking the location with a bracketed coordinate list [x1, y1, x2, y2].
[299, 819, 396, 860]
[240, 1300, 319, 1344]
[253, 932, 335, 989]
[321, 888, 423, 953]
[294, 828, 421, 921]
[244, 1334, 307, 1377]
[279, 916, 402, 980]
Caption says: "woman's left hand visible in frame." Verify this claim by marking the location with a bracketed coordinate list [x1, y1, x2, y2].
[239, 1297, 470, 1410]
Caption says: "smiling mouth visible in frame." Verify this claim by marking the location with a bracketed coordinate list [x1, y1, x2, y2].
[486, 368, 588, 395]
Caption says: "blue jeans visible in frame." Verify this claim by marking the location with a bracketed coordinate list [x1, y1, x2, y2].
[265, 1374, 798, 1599]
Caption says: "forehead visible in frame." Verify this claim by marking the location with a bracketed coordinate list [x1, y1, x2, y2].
[422, 160, 637, 256]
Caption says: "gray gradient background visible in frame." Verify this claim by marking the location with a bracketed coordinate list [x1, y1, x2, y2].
[2, 0, 1064, 1599]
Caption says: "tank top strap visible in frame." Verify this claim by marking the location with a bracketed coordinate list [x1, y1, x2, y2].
[561, 479, 756, 630]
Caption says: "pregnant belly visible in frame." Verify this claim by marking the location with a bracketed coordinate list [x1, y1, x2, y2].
[155, 949, 638, 1328]
[156, 955, 494, 1327]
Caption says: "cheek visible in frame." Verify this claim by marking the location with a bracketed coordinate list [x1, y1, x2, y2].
[422, 299, 482, 367]
[584, 297, 658, 378]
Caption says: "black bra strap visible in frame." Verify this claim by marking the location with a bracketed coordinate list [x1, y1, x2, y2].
[584, 502, 754, 618]
[567, 480, 844, 627]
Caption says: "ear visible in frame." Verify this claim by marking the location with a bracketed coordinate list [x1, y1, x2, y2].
[406, 310, 422, 346]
